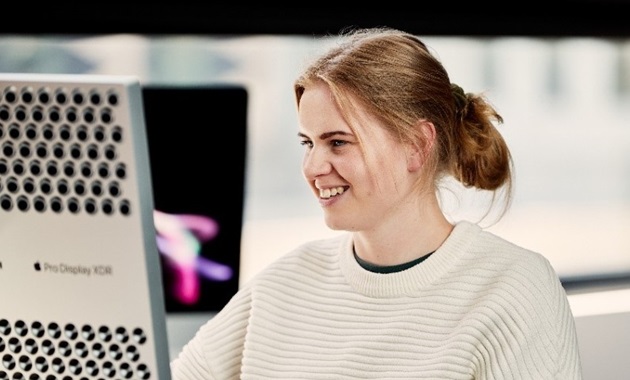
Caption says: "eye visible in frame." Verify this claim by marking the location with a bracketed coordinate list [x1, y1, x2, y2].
[299, 139, 313, 148]
[331, 140, 347, 147]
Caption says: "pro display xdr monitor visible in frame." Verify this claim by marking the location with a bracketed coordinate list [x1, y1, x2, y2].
[142, 86, 246, 315]
[0, 74, 171, 380]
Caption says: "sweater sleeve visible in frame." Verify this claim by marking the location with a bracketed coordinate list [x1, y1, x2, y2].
[518, 257, 582, 379]
[478, 253, 583, 379]
[543, 259, 583, 379]
[170, 285, 253, 380]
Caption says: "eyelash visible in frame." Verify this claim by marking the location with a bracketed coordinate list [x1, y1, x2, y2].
[299, 140, 347, 149]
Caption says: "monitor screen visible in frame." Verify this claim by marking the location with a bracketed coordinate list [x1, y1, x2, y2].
[142, 85, 247, 313]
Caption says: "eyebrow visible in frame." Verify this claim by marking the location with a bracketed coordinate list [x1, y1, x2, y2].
[297, 131, 354, 140]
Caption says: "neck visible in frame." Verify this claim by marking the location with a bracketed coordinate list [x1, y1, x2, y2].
[352, 197, 453, 267]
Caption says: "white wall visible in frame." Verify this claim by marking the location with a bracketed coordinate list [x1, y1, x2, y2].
[571, 289, 630, 380]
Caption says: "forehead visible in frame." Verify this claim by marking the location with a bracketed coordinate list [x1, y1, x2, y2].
[298, 82, 390, 143]
[298, 83, 348, 132]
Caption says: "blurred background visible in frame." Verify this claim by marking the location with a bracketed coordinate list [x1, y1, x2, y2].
[1, 5, 629, 379]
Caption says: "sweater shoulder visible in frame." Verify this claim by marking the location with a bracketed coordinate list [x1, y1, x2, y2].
[447, 221, 553, 271]
[475, 227, 556, 274]
[450, 221, 562, 296]
[458, 222, 567, 311]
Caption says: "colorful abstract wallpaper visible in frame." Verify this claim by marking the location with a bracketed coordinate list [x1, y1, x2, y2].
[143, 86, 247, 313]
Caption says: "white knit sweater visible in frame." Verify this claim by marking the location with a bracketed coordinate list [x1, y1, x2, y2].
[170, 221, 583, 379]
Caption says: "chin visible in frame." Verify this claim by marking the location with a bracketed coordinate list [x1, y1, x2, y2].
[323, 216, 357, 232]
[323, 217, 344, 231]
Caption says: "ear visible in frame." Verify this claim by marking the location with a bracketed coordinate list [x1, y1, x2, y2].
[407, 120, 436, 172]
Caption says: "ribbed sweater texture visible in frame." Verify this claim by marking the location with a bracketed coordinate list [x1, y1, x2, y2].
[170, 221, 583, 379]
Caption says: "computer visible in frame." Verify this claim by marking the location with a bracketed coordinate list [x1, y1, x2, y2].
[0, 73, 171, 380]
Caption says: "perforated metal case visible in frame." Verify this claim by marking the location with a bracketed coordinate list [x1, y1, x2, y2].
[0, 73, 171, 380]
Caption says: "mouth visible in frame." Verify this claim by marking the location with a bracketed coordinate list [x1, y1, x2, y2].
[318, 186, 347, 199]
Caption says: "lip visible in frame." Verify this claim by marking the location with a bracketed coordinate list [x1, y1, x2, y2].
[319, 194, 340, 207]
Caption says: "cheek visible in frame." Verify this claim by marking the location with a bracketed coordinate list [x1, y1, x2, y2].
[343, 159, 375, 192]
[370, 152, 409, 193]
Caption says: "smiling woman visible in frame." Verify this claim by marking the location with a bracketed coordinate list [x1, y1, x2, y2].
[296, 82, 437, 238]
[170, 27, 583, 379]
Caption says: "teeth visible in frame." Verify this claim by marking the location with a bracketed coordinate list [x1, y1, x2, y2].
[319, 187, 345, 199]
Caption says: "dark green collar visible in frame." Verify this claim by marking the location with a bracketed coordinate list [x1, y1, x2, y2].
[353, 250, 434, 274]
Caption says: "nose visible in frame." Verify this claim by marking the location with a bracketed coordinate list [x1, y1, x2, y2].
[302, 147, 332, 180]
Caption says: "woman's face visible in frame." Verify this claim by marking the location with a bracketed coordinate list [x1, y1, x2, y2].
[297, 82, 418, 232]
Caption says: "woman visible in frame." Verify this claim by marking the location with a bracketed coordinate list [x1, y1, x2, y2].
[170, 27, 583, 379]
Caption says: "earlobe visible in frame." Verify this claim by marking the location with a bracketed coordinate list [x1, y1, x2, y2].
[407, 120, 436, 172]
[407, 145, 423, 172]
